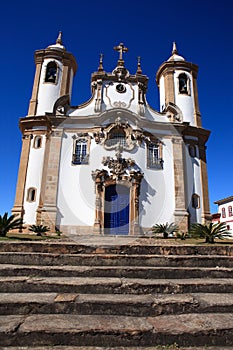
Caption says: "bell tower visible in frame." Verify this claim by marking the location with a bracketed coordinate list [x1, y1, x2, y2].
[28, 32, 77, 116]
[156, 43, 202, 127]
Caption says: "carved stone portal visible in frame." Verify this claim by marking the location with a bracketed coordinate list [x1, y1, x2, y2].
[92, 151, 143, 235]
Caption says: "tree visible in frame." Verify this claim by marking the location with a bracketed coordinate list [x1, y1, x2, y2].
[152, 222, 178, 239]
[0, 212, 23, 237]
[29, 225, 50, 236]
[189, 222, 231, 244]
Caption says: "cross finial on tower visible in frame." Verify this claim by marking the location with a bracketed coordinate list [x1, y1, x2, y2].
[172, 42, 178, 55]
[56, 31, 63, 45]
[114, 43, 128, 61]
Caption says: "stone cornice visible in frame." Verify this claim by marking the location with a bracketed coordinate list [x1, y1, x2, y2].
[19, 116, 52, 134]
[156, 60, 199, 85]
[34, 49, 77, 75]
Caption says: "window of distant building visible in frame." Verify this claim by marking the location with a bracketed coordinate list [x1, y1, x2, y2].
[228, 206, 232, 217]
[45, 61, 58, 84]
[222, 207, 226, 218]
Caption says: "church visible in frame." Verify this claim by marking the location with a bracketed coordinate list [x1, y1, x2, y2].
[12, 33, 211, 236]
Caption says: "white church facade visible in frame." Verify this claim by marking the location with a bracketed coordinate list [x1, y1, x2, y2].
[12, 33, 211, 235]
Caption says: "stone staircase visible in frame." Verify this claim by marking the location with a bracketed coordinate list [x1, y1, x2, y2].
[0, 238, 233, 349]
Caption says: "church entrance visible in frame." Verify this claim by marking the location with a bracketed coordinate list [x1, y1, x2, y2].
[104, 184, 129, 235]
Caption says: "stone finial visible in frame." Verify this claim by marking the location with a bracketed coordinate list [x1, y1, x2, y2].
[172, 41, 178, 55]
[98, 53, 104, 72]
[56, 31, 63, 45]
[136, 56, 142, 75]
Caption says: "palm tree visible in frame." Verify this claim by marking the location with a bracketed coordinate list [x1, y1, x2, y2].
[152, 222, 178, 238]
[189, 222, 231, 243]
[29, 225, 50, 236]
[0, 212, 23, 237]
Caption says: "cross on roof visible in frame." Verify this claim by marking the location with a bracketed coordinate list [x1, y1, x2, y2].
[114, 43, 128, 60]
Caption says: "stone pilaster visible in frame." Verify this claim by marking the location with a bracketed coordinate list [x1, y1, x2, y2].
[199, 142, 211, 223]
[28, 59, 43, 116]
[172, 136, 189, 232]
[40, 129, 63, 231]
[164, 70, 175, 105]
[12, 134, 32, 221]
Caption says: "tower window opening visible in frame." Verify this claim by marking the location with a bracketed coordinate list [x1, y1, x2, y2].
[192, 193, 200, 209]
[33, 136, 42, 149]
[178, 73, 189, 94]
[105, 128, 126, 147]
[188, 145, 196, 157]
[27, 188, 36, 202]
[45, 61, 58, 83]
[72, 138, 88, 165]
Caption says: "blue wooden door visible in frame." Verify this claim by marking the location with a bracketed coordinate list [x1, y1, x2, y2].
[104, 185, 129, 235]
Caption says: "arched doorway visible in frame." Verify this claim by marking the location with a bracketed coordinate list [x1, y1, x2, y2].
[104, 184, 130, 235]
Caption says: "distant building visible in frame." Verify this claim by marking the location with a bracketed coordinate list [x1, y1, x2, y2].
[213, 196, 233, 233]
[12, 33, 211, 236]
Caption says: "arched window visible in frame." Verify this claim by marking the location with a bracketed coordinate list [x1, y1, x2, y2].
[33, 136, 42, 149]
[27, 188, 36, 202]
[188, 145, 196, 157]
[192, 193, 200, 209]
[228, 206, 233, 217]
[45, 61, 58, 83]
[105, 128, 126, 147]
[147, 142, 163, 169]
[178, 73, 189, 94]
[72, 138, 88, 164]
[222, 207, 226, 218]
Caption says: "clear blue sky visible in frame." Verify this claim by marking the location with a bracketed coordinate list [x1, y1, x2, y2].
[0, 0, 232, 215]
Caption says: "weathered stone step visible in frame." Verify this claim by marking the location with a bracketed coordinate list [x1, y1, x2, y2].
[0, 252, 232, 267]
[0, 313, 233, 346]
[1, 276, 233, 294]
[0, 292, 232, 316]
[0, 240, 233, 256]
[2, 347, 233, 350]
[0, 264, 232, 279]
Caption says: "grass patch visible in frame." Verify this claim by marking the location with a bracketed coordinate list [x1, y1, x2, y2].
[0, 233, 63, 241]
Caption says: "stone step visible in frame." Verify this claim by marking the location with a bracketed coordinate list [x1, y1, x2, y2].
[0, 252, 232, 267]
[0, 264, 232, 279]
[2, 347, 233, 350]
[0, 276, 233, 294]
[3, 346, 231, 350]
[0, 240, 233, 256]
[0, 292, 232, 316]
[0, 313, 233, 347]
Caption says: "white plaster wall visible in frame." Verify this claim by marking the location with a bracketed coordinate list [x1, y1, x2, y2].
[185, 144, 202, 223]
[139, 138, 175, 228]
[159, 76, 165, 112]
[57, 132, 175, 230]
[174, 71, 195, 125]
[36, 59, 63, 115]
[23, 135, 46, 224]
